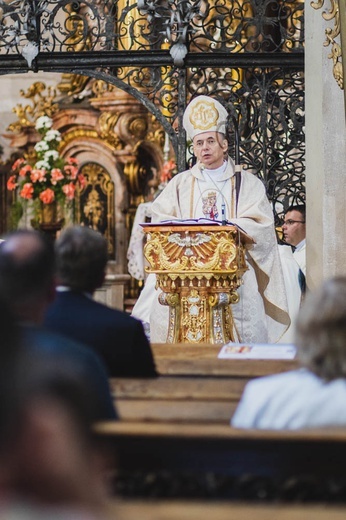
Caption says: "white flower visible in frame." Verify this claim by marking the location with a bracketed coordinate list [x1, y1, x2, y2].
[34, 140, 49, 152]
[35, 116, 53, 131]
[35, 160, 50, 170]
[44, 150, 60, 161]
[44, 129, 61, 142]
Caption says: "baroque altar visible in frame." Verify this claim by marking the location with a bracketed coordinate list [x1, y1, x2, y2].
[142, 224, 253, 344]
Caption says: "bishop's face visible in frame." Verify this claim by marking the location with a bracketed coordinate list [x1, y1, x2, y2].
[193, 131, 228, 170]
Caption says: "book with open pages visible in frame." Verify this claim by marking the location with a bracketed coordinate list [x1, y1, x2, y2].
[140, 218, 255, 245]
[142, 217, 223, 226]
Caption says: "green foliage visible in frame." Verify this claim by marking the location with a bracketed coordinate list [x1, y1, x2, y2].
[8, 200, 23, 230]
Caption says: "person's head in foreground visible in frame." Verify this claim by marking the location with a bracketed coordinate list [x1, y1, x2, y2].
[0, 299, 112, 517]
[0, 229, 55, 323]
[183, 95, 229, 170]
[55, 224, 108, 295]
[0, 353, 113, 517]
[295, 276, 346, 381]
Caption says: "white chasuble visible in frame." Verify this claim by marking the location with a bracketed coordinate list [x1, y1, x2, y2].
[132, 157, 290, 344]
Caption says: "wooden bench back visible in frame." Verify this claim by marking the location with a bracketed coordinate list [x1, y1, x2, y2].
[109, 500, 346, 520]
[151, 343, 298, 376]
[111, 344, 298, 423]
[97, 421, 346, 502]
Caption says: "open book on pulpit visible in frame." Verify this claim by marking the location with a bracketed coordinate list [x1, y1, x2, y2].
[141, 218, 255, 246]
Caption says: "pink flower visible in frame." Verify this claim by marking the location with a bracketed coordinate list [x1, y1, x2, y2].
[12, 158, 25, 171]
[30, 169, 46, 183]
[39, 188, 55, 204]
[160, 159, 176, 183]
[62, 182, 76, 200]
[20, 183, 34, 200]
[77, 173, 86, 189]
[64, 164, 78, 180]
[67, 157, 79, 166]
[7, 175, 18, 190]
[19, 164, 32, 177]
[51, 168, 64, 185]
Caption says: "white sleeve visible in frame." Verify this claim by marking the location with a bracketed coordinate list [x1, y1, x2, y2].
[131, 273, 157, 324]
[230, 382, 258, 428]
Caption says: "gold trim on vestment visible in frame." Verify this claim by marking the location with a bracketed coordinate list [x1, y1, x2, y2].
[231, 175, 236, 220]
[190, 176, 195, 218]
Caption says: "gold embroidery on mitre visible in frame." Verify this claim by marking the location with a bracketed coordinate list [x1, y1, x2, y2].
[189, 99, 219, 131]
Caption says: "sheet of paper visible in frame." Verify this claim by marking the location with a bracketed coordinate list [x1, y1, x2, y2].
[218, 342, 297, 360]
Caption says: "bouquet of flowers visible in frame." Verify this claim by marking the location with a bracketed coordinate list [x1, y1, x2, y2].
[7, 115, 85, 221]
[160, 158, 177, 185]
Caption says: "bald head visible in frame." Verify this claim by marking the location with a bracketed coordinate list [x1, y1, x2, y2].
[0, 230, 55, 321]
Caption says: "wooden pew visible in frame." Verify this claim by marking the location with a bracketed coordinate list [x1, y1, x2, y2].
[105, 348, 346, 504]
[150, 343, 298, 376]
[109, 500, 346, 520]
[105, 347, 346, 506]
[110, 344, 298, 423]
[112, 376, 240, 422]
[96, 421, 346, 502]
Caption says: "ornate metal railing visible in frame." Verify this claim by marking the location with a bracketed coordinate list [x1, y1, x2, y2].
[0, 0, 305, 217]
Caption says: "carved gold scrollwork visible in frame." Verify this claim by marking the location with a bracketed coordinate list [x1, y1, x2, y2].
[143, 225, 248, 343]
[98, 112, 122, 149]
[145, 230, 240, 273]
[76, 162, 115, 257]
[124, 161, 151, 195]
[146, 116, 166, 148]
[181, 289, 207, 343]
[8, 82, 59, 134]
[91, 80, 117, 99]
[311, 0, 344, 89]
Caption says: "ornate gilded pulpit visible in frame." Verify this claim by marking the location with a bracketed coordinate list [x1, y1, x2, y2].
[142, 224, 253, 344]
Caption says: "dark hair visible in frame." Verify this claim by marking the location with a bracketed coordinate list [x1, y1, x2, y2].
[55, 225, 108, 293]
[0, 230, 55, 312]
[286, 204, 306, 222]
[295, 277, 346, 380]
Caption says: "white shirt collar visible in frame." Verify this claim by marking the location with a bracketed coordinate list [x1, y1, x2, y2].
[56, 285, 71, 292]
[203, 161, 227, 178]
[295, 238, 306, 252]
[56, 285, 93, 299]
[192, 157, 235, 181]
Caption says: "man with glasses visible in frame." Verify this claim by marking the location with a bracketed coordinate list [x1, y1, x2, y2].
[278, 204, 306, 342]
[282, 204, 306, 284]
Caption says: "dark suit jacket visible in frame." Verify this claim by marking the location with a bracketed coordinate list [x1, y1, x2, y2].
[20, 324, 117, 421]
[44, 290, 157, 378]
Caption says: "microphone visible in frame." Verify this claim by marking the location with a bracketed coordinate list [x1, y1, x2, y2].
[221, 203, 226, 225]
[199, 162, 205, 171]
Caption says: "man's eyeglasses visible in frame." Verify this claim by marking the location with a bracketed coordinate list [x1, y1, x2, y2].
[282, 219, 305, 226]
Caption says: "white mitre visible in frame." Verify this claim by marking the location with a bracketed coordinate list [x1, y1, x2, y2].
[183, 95, 228, 140]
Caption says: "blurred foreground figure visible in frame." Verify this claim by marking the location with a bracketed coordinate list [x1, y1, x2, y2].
[232, 277, 346, 429]
[0, 299, 114, 519]
[0, 229, 116, 420]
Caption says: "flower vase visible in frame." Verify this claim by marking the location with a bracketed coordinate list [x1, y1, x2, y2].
[37, 201, 65, 240]
[40, 201, 58, 225]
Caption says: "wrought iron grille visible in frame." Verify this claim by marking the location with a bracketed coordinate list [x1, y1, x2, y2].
[0, 0, 305, 219]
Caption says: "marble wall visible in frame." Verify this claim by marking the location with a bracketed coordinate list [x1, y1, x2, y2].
[305, 2, 346, 288]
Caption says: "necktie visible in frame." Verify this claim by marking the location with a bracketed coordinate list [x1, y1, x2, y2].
[298, 268, 306, 294]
